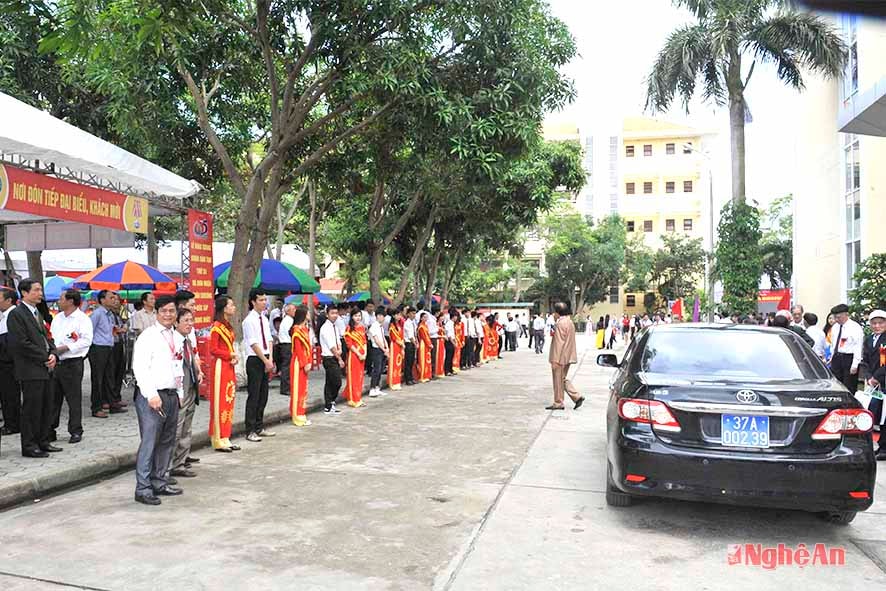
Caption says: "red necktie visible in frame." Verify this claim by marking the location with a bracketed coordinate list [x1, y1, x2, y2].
[259, 314, 267, 352]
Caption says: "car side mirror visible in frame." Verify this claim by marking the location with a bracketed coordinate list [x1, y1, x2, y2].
[597, 353, 619, 368]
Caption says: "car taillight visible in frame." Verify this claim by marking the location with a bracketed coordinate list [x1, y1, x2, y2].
[811, 409, 874, 440]
[618, 398, 681, 432]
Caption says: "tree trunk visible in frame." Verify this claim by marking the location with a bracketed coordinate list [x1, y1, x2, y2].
[441, 247, 463, 305]
[147, 216, 158, 268]
[26, 251, 43, 281]
[2, 248, 17, 286]
[95, 248, 102, 267]
[369, 243, 383, 304]
[513, 263, 523, 302]
[308, 180, 318, 280]
[392, 208, 438, 307]
[727, 54, 746, 204]
[424, 244, 442, 308]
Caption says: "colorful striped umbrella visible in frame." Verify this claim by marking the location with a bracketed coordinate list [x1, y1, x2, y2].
[214, 259, 319, 295]
[285, 292, 337, 307]
[43, 275, 73, 302]
[346, 291, 392, 306]
[73, 261, 177, 292]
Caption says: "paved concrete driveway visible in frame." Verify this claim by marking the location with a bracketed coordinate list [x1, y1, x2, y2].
[0, 335, 883, 590]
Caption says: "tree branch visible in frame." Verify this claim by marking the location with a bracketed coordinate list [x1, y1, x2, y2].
[256, 0, 281, 133]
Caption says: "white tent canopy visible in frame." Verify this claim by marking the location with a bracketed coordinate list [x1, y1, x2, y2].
[0, 91, 200, 200]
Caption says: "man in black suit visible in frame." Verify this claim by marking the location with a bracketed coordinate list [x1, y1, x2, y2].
[6, 278, 61, 458]
[860, 309, 886, 460]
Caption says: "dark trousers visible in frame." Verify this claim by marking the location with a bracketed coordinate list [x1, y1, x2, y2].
[245, 356, 270, 433]
[444, 340, 455, 374]
[404, 342, 416, 384]
[506, 332, 517, 351]
[52, 358, 84, 437]
[534, 329, 545, 354]
[528, 330, 534, 349]
[369, 348, 385, 389]
[110, 341, 124, 402]
[474, 339, 483, 364]
[498, 336, 504, 356]
[322, 356, 342, 409]
[831, 352, 859, 394]
[20, 378, 53, 453]
[278, 344, 292, 397]
[430, 339, 438, 378]
[134, 388, 179, 496]
[88, 345, 113, 412]
[464, 337, 475, 367]
[0, 361, 21, 432]
[365, 343, 374, 376]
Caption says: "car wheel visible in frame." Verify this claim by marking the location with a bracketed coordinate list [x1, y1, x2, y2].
[821, 511, 857, 525]
[606, 463, 634, 507]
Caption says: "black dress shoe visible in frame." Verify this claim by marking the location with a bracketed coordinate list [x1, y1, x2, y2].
[1, 427, 19, 435]
[69, 434, 83, 444]
[170, 468, 197, 478]
[153, 485, 183, 496]
[135, 494, 161, 506]
[214, 447, 234, 453]
[185, 456, 200, 464]
[167, 477, 178, 486]
[22, 449, 49, 458]
[40, 444, 63, 453]
[108, 406, 127, 414]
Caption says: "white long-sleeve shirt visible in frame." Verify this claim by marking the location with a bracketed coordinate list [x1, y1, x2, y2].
[444, 318, 455, 340]
[319, 319, 340, 357]
[242, 309, 272, 358]
[404, 318, 416, 343]
[278, 314, 294, 345]
[832, 318, 864, 370]
[132, 323, 181, 400]
[50, 308, 93, 360]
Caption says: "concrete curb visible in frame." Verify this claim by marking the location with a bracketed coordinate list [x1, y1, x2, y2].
[0, 373, 391, 510]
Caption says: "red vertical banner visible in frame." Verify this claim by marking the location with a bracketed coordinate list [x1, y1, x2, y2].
[187, 209, 214, 330]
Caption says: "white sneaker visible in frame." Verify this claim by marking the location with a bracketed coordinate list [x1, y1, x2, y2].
[368, 388, 380, 398]
[379, 389, 389, 396]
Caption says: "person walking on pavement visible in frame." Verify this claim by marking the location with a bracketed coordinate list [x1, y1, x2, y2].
[828, 304, 863, 393]
[320, 305, 345, 413]
[0, 286, 21, 436]
[367, 308, 389, 398]
[7, 279, 60, 458]
[208, 296, 239, 452]
[49, 288, 93, 444]
[532, 313, 546, 354]
[289, 307, 313, 426]
[131, 295, 182, 505]
[277, 303, 296, 397]
[546, 301, 585, 411]
[168, 308, 202, 480]
[242, 289, 276, 442]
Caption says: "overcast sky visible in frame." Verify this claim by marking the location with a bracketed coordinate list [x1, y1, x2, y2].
[544, 0, 808, 208]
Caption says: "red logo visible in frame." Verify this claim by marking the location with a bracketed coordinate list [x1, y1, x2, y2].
[192, 218, 209, 239]
[727, 544, 845, 569]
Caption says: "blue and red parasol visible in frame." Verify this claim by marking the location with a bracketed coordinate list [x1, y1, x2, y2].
[73, 261, 178, 292]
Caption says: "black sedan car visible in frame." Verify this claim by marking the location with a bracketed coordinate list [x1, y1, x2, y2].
[598, 324, 877, 524]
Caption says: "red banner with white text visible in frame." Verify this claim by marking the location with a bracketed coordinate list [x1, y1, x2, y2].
[187, 209, 214, 330]
[0, 163, 148, 233]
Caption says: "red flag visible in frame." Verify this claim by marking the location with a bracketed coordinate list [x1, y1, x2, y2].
[670, 298, 683, 318]
[776, 290, 791, 311]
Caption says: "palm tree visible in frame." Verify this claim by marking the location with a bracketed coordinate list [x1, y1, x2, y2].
[646, 0, 847, 204]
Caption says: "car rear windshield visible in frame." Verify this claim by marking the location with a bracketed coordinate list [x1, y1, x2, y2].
[638, 330, 829, 380]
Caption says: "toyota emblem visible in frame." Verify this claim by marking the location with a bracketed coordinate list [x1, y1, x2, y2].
[736, 390, 758, 404]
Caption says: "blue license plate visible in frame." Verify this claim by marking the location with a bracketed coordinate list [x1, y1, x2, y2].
[721, 414, 770, 448]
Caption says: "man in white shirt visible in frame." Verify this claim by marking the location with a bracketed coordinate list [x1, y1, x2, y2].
[532, 314, 546, 354]
[829, 303, 864, 393]
[473, 313, 485, 366]
[168, 307, 202, 480]
[423, 307, 440, 378]
[460, 311, 471, 370]
[443, 310, 457, 376]
[0, 286, 20, 435]
[363, 301, 377, 377]
[802, 312, 827, 359]
[519, 313, 529, 339]
[132, 295, 183, 505]
[320, 305, 345, 412]
[403, 307, 417, 385]
[49, 289, 93, 444]
[277, 304, 296, 399]
[791, 304, 805, 328]
[268, 300, 283, 340]
[129, 292, 157, 337]
[505, 314, 519, 352]
[368, 308, 388, 397]
[242, 289, 275, 441]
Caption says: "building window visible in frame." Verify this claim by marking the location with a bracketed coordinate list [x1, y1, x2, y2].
[683, 218, 693, 231]
[626, 221, 635, 232]
[626, 294, 636, 307]
[643, 181, 653, 194]
[683, 180, 693, 193]
[643, 144, 652, 157]
[842, 15, 859, 100]
[625, 182, 635, 195]
[666, 143, 675, 155]
[666, 219, 675, 232]
[683, 142, 693, 154]
[643, 220, 653, 233]
[665, 181, 675, 194]
[625, 145, 635, 157]
[844, 133, 861, 289]
[609, 286, 619, 304]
